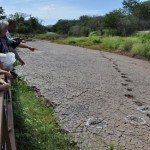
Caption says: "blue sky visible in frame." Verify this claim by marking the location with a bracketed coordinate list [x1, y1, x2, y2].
[0, 0, 147, 25]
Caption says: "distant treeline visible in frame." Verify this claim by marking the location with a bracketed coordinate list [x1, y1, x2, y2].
[0, 0, 150, 36]
[50, 0, 150, 36]
[0, 7, 47, 34]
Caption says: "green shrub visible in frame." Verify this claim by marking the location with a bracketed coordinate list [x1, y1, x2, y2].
[131, 43, 144, 55]
[68, 40, 76, 44]
[32, 34, 61, 41]
[124, 41, 133, 51]
[110, 144, 114, 150]
[92, 39, 101, 43]
[102, 29, 113, 36]
[131, 42, 150, 58]
[102, 37, 123, 50]
[90, 36, 102, 44]
[122, 40, 133, 51]
[141, 33, 150, 43]
[134, 32, 150, 43]
[89, 31, 101, 37]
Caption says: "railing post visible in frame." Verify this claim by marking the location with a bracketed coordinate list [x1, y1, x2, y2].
[0, 92, 4, 149]
[0, 75, 16, 150]
[3, 109, 12, 150]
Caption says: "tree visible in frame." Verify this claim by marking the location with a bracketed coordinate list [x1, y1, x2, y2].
[27, 16, 39, 32]
[8, 12, 28, 23]
[117, 15, 138, 36]
[101, 9, 124, 29]
[16, 23, 31, 33]
[8, 12, 46, 34]
[80, 26, 91, 37]
[52, 19, 77, 34]
[79, 15, 90, 26]
[79, 15, 102, 31]
[0, 6, 6, 19]
[122, 0, 150, 31]
[122, 0, 140, 15]
[88, 16, 103, 31]
[134, 0, 150, 20]
[68, 25, 80, 36]
[0, 7, 4, 15]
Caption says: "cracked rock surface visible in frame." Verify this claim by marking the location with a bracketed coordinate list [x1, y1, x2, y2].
[16, 40, 150, 150]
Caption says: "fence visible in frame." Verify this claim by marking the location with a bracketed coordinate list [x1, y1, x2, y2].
[0, 75, 16, 150]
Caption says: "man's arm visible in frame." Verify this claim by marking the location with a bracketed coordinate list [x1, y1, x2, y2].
[18, 43, 36, 51]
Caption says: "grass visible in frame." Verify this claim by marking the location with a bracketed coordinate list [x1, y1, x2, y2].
[55, 32, 150, 59]
[12, 78, 79, 150]
[109, 144, 123, 150]
[31, 33, 62, 42]
[57, 36, 139, 53]
[33, 32, 150, 60]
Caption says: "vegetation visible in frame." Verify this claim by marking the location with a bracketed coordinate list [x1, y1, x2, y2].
[0, 6, 5, 19]
[1, 0, 150, 36]
[8, 13, 47, 34]
[31, 33, 62, 42]
[109, 144, 123, 150]
[50, 0, 150, 36]
[0, 7, 46, 34]
[54, 32, 150, 59]
[12, 79, 78, 150]
[31, 30, 150, 59]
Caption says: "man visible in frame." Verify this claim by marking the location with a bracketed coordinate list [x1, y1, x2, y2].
[7, 20, 25, 65]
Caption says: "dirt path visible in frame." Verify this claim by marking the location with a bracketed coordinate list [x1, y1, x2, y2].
[16, 40, 150, 150]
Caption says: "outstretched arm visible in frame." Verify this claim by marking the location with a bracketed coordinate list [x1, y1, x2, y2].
[18, 43, 37, 51]
[7, 37, 36, 51]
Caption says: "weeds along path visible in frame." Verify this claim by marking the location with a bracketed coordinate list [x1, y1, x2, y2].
[16, 40, 150, 150]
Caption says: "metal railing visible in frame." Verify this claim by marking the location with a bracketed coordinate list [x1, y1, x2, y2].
[0, 75, 16, 150]
[13, 34, 31, 42]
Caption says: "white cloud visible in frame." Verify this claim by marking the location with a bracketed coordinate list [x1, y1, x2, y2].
[33, 4, 102, 20]
[10, 0, 34, 4]
[38, 5, 56, 12]
[3, 1, 103, 25]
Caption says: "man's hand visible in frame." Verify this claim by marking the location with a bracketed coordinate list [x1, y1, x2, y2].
[29, 47, 37, 51]
[5, 71, 13, 79]
[19, 59, 25, 66]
